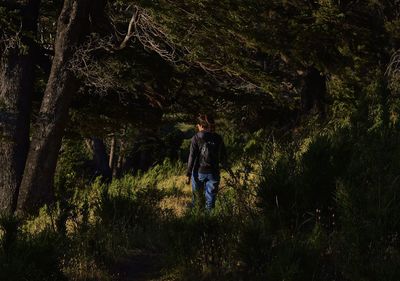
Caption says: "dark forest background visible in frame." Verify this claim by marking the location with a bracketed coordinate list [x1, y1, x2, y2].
[1, 1, 400, 280]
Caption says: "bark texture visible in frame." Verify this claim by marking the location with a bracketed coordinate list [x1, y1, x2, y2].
[0, 0, 40, 215]
[109, 135, 116, 171]
[91, 137, 112, 182]
[17, 0, 92, 214]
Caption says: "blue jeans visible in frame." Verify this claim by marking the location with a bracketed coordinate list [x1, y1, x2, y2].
[191, 173, 220, 210]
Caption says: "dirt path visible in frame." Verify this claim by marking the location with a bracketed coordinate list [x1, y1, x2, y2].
[110, 178, 195, 281]
[110, 250, 167, 281]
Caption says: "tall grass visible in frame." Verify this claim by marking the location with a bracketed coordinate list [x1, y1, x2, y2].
[2, 125, 400, 280]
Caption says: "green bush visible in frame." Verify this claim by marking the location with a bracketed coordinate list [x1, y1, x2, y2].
[164, 211, 239, 280]
[255, 124, 400, 281]
[0, 221, 66, 281]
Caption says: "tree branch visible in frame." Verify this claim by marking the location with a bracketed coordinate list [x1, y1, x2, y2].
[118, 10, 137, 49]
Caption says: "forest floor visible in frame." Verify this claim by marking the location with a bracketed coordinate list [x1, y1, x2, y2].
[110, 250, 166, 281]
[110, 173, 231, 281]
[111, 175, 192, 281]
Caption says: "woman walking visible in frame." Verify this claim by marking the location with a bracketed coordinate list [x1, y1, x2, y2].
[186, 114, 227, 210]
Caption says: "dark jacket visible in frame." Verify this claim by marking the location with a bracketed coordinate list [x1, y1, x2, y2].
[187, 131, 227, 176]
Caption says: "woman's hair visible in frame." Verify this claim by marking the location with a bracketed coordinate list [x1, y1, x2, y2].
[197, 114, 215, 132]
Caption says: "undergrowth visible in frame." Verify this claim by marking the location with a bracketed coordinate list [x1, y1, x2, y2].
[2, 125, 400, 280]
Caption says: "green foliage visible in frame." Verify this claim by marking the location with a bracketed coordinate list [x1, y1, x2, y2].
[256, 121, 400, 280]
[164, 212, 239, 279]
[3, 0, 400, 280]
[55, 139, 91, 188]
[4, 132, 400, 280]
[0, 216, 66, 281]
[107, 158, 185, 189]
[333, 128, 400, 280]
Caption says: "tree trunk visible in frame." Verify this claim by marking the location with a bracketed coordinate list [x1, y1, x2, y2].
[109, 135, 116, 172]
[0, 0, 40, 215]
[91, 138, 112, 182]
[116, 153, 124, 178]
[301, 66, 327, 118]
[17, 0, 92, 214]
